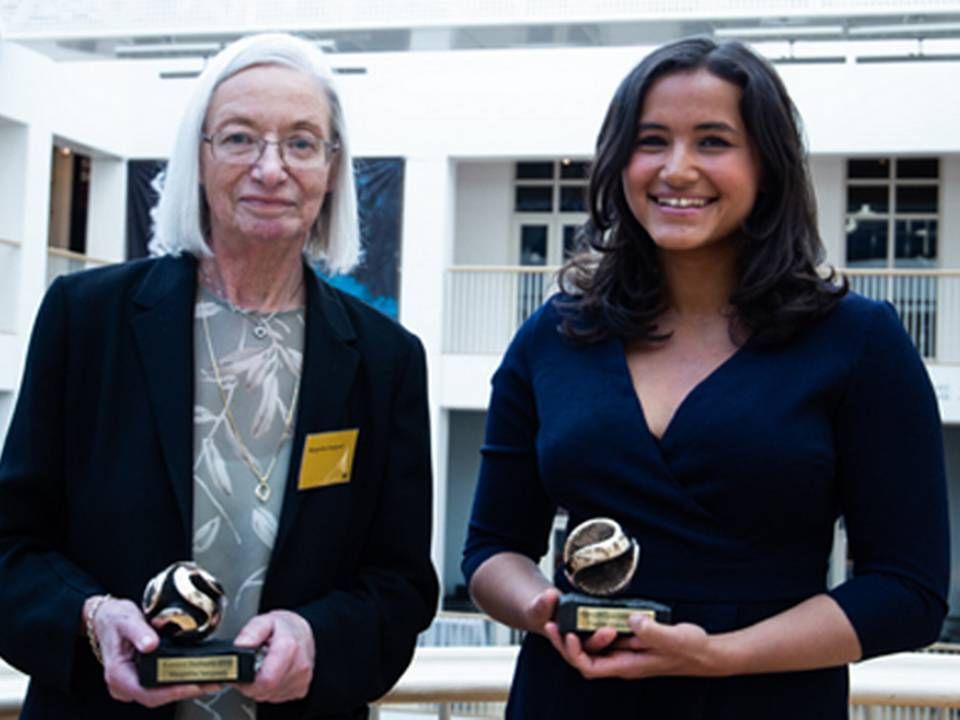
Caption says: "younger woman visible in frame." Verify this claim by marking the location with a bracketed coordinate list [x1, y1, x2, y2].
[463, 37, 948, 719]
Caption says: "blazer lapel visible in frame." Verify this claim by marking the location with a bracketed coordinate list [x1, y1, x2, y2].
[130, 255, 197, 541]
[271, 269, 360, 563]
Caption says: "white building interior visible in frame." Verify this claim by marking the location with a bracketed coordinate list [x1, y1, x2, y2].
[3, 0, 960, 645]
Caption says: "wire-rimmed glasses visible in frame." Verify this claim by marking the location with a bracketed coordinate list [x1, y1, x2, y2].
[202, 129, 340, 170]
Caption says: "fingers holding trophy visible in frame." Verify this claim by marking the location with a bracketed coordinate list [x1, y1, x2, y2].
[136, 561, 257, 687]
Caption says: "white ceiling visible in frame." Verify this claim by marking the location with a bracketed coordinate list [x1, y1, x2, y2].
[3, 0, 960, 60]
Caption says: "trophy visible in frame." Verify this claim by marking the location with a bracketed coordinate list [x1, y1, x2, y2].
[135, 561, 257, 687]
[554, 517, 671, 635]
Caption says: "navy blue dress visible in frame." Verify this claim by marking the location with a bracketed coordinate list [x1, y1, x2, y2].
[462, 293, 948, 719]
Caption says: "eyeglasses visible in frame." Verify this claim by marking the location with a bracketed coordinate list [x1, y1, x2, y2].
[202, 129, 340, 169]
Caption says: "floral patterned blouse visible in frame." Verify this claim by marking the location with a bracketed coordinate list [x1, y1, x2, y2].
[177, 287, 304, 720]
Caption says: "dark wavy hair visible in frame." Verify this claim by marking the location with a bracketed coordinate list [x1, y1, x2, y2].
[558, 37, 846, 345]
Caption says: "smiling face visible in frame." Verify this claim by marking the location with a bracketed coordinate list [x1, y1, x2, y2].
[621, 68, 760, 258]
[201, 64, 336, 254]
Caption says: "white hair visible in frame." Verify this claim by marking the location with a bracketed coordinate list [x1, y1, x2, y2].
[149, 33, 359, 274]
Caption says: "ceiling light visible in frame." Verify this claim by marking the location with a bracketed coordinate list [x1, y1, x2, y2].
[715, 25, 844, 39]
[115, 41, 222, 58]
[849, 22, 960, 36]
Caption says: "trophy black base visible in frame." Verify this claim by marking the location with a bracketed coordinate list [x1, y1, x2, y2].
[555, 593, 672, 636]
[136, 639, 257, 687]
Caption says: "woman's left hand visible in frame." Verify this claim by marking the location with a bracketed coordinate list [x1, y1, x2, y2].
[232, 610, 316, 702]
[544, 613, 721, 680]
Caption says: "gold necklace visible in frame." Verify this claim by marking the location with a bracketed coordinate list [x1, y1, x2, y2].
[201, 310, 301, 503]
[199, 265, 304, 340]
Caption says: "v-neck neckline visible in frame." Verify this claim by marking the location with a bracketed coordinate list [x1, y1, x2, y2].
[617, 336, 752, 448]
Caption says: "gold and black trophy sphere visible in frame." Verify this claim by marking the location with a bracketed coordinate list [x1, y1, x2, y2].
[554, 517, 671, 635]
[136, 561, 256, 686]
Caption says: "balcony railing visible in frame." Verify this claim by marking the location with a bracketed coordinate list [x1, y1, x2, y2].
[846, 268, 960, 362]
[383, 645, 960, 719]
[445, 266, 960, 362]
[6, 647, 960, 719]
[444, 266, 558, 354]
[46, 247, 112, 287]
[0, 239, 20, 335]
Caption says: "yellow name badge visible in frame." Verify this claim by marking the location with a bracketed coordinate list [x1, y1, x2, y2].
[298, 429, 359, 491]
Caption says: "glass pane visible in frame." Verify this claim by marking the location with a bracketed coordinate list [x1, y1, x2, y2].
[895, 185, 938, 214]
[894, 219, 937, 265]
[896, 158, 938, 179]
[515, 186, 553, 212]
[847, 185, 888, 215]
[516, 162, 554, 180]
[847, 158, 889, 179]
[520, 225, 548, 266]
[560, 161, 590, 180]
[845, 219, 888, 266]
[563, 224, 582, 258]
[560, 186, 587, 212]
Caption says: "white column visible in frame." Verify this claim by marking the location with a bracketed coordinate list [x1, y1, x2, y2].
[17, 123, 53, 340]
[399, 156, 454, 599]
[0, 123, 27, 342]
[0, 122, 51, 446]
[938, 157, 960, 363]
[809, 155, 845, 267]
[86, 156, 128, 262]
[0, 121, 51, 398]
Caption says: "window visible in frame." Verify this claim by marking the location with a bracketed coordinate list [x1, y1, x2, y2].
[845, 157, 939, 357]
[845, 157, 938, 269]
[513, 159, 589, 267]
[513, 160, 590, 322]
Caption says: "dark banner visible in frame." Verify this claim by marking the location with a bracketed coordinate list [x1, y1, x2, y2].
[126, 157, 404, 319]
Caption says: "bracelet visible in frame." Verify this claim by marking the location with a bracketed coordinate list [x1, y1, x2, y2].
[84, 594, 112, 665]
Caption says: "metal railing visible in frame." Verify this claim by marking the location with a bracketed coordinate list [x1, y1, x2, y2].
[5, 647, 960, 719]
[444, 266, 960, 362]
[0, 239, 20, 335]
[845, 269, 960, 363]
[369, 645, 960, 719]
[46, 247, 112, 287]
[443, 266, 557, 355]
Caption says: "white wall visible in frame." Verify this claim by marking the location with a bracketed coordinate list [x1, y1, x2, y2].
[931, 366, 960, 425]
[0, 43, 137, 395]
[17, 45, 960, 163]
[443, 410, 486, 599]
[0, 42, 54, 127]
[454, 162, 512, 265]
[943, 426, 960, 636]
[781, 61, 960, 156]
[0, 121, 27, 243]
[85, 157, 128, 262]
[0, 392, 12, 448]
[809, 155, 845, 266]
[942, 157, 960, 268]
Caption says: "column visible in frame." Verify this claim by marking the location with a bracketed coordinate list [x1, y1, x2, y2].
[399, 155, 454, 598]
[86, 156, 128, 262]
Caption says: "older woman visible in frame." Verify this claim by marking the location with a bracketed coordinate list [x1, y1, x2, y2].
[0, 33, 437, 719]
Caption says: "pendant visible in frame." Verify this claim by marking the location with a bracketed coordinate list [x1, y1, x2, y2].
[253, 324, 268, 339]
[255, 483, 271, 503]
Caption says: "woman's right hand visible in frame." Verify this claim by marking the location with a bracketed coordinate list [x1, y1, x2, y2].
[84, 595, 220, 707]
[469, 553, 618, 660]
[527, 587, 620, 657]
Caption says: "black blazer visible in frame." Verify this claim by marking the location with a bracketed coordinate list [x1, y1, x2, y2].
[0, 254, 438, 719]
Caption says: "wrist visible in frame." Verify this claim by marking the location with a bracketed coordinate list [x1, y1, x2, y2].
[83, 594, 112, 665]
[703, 631, 743, 677]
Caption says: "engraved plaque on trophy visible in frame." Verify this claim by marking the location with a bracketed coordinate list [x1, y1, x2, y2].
[554, 517, 672, 635]
[135, 561, 257, 687]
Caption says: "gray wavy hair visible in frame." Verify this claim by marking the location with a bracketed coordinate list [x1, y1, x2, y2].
[149, 33, 359, 274]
